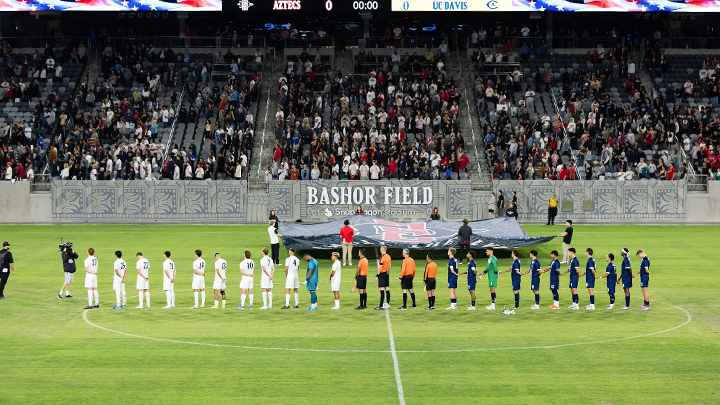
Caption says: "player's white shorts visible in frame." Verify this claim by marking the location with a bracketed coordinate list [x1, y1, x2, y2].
[84, 274, 97, 289]
[261, 277, 273, 289]
[113, 278, 124, 291]
[192, 275, 205, 289]
[163, 278, 174, 291]
[213, 279, 226, 290]
[240, 276, 253, 290]
[285, 274, 299, 289]
[64, 272, 74, 284]
[331, 280, 341, 292]
[136, 276, 149, 290]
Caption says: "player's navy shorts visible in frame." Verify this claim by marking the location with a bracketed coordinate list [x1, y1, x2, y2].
[531, 278, 540, 291]
[467, 278, 476, 291]
[512, 280, 521, 291]
[425, 277, 436, 290]
[569, 278, 578, 289]
[549, 284, 558, 291]
[448, 277, 458, 289]
[306, 282, 317, 291]
[640, 275, 649, 288]
[622, 277, 632, 289]
[356, 275, 367, 290]
[586, 279, 595, 289]
[377, 272, 389, 288]
[607, 284, 616, 294]
[400, 275, 414, 290]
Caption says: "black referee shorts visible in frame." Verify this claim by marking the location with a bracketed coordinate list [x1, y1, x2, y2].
[425, 277, 436, 290]
[400, 275, 414, 290]
[356, 275, 367, 290]
[377, 272, 390, 288]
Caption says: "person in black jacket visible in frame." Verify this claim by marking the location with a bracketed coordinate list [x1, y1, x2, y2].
[506, 202, 519, 220]
[58, 242, 79, 300]
[0, 241, 15, 299]
[457, 219, 472, 265]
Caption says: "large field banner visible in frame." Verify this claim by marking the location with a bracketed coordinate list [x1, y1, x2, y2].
[268, 180, 475, 223]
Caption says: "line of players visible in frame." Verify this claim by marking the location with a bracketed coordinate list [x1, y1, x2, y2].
[77, 243, 651, 311]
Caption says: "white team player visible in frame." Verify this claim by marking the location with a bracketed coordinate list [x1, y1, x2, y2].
[282, 248, 300, 309]
[192, 249, 206, 309]
[162, 251, 176, 309]
[112, 250, 127, 309]
[260, 247, 274, 309]
[84, 247, 99, 309]
[237, 250, 254, 309]
[212, 252, 227, 309]
[330, 251, 342, 310]
[136, 252, 150, 309]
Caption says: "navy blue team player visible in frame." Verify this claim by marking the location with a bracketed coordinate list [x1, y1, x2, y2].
[560, 248, 580, 310]
[618, 248, 633, 310]
[446, 248, 460, 310]
[540, 250, 562, 309]
[636, 249, 651, 310]
[581, 248, 597, 310]
[597, 253, 617, 310]
[500, 249, 522, 310]
[460, 251, 478, 310]
[521, 250, 541, 310]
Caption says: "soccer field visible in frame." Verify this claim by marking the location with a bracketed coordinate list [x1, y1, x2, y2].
[0, 224, 718, 404]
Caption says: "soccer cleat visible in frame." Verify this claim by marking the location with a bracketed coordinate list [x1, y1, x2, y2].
[191, 306, 198, 309]
[383, 303, 390, 309]
[259, 306, 268, 310]
[620, 306, 631, 310]
[170, 306, 175, 308]
[121, 305, 126, 308]
[281, 306, 290, 309]
[331, 306, 340, 310]
[425, 306, 432, 310]
[210, 306, 219, 309]
[569, 305, 579, 310]
[446, 306, 457, 310]
[530, 304, 540, 310]
[409, 305, 417, 309]
[585, 305, 595, 310]
[374, 306, 384, 310]
[293, 305, 299, 308]
[93, 305, 99, 309]
[268, 306, 272, 309]
[605, 305, 615, 310]
[57, 293, 63, 300]
[348, 262, 352, 266]
[430, 306, 435, 310]
[112, 305, 121, 309]
[221, 305, 225, 308]
[236, 306, 245, 310]
[199, 306, 203, 309]
[640, 306, 651, 311]
[162, 305, 172, 309]
[512, 307, 519, 310]
[135, 306, 143, 309]
[65, 295, 74, 299]
[486, 303, 496, 310]
[146, 306, 151, 309]
[467, 306, 476, 310]
[306, 306, 315, 311]
[354, 306, 364, 310]
[84, 305, 93, 309]
[398, 306, 407, 310]
[549, 305, 560, 310]
[249, 305, 253, 309]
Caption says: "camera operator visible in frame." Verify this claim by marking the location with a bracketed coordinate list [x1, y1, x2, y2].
[58, 242, 79, 299]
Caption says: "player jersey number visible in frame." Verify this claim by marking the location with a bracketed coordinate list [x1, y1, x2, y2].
[199, 262, 205, 270]
[247, 262, 254, 270]
[143, 262, 149, 269]
[120, 263, 126, 270]
[92, 259, 98, 266]
[222, 263, 227, 270]
[169, 263, 174, 269]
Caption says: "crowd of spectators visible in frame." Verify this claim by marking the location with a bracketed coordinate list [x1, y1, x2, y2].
[266, 46, 468, 182]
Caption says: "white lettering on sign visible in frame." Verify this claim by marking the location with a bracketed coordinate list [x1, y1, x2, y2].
[273, 0, 301, 9]
[307, 186, 431, 206]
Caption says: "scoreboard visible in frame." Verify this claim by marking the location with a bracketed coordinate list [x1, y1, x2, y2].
[227, 0, 391, 12]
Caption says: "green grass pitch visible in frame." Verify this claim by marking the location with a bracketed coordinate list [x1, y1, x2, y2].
[0, 224, 718, 404]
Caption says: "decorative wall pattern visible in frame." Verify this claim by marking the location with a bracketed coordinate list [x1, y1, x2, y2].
[493, 180, 687, 221]
[52, 180, 253, 222]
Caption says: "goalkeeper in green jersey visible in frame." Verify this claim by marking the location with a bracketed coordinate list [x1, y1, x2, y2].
[478, 247, 499, 310]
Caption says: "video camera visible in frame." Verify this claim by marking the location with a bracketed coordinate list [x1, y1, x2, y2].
[59, 242, 73, 251]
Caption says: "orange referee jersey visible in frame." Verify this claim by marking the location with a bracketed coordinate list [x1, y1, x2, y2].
[379, 254, 391, 273]
[400, 258, 416, 277]
[424, 262, 438, 280]
[357, 257, 369, 276]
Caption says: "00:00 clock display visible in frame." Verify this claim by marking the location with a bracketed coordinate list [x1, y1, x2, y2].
[353, 1, 379, 9]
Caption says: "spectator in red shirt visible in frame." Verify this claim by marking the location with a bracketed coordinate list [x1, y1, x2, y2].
[458, 152, 469, 173]
[666, 164, 676, 180]
[339, 219, 355, 266]
[388, 160, 397, 178]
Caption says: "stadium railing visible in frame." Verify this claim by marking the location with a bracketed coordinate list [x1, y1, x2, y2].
[466, 36, 625, 51]
[106, 36, 266, 49]
[646, 37, 720, 50]
[687, 174, 709, 193]
[161, 78, 189, 168]
[30, 173, 51, 193]
[280, 37, 334, 49]
[0, 36, 91, 50]
[354, 36, 452, 50]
